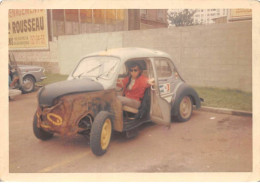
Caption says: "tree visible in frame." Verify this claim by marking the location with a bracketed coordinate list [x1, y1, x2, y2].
[168, 9, 197, 27]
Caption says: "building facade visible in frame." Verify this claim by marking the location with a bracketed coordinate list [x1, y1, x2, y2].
[140, 9, 168, 29]
[9, 9, 169, 47]
[169, 9, 252, 26]
[193, 9, 229, 24]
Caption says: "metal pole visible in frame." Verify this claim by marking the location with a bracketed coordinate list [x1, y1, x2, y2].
[63, 9, 66, 35]
[92, 9, 94, 24]
[50, 9, 54, 40]
[78, 9, 81, 34]
[105, 10, 107, 32]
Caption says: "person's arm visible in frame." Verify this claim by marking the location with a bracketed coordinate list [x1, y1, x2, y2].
[10, 76, 19, 87]
[117, 76, 128, 88]
[143, 76, 155, 88]
[147, 78, 155, 86]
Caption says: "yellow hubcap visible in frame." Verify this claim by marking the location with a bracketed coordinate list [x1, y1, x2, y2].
[101, 118, 112, 150]
[180, 96, 192, 119]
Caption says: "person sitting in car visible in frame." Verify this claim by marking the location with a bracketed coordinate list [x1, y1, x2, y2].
[117, 62, 154, 109]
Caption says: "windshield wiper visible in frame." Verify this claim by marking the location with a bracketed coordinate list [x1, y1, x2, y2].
[86, 63, 104, 74]
[73, 71, 85, 79]
[73, 63, 104, 79]
[96, 63, 117, 80]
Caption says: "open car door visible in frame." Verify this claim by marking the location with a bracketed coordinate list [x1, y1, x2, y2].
[149, 58, 171, 126]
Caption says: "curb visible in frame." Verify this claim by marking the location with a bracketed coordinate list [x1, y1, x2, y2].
[197, 106, 252, 117]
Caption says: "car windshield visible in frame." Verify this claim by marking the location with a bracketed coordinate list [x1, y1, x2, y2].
[72, 56, 120, 80]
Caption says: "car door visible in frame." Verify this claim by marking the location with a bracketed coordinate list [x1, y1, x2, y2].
[149, 58, 171, 126]
[154, 58, 183, 103]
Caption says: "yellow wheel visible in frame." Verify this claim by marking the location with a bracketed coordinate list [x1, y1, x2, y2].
[100, 118, 112, 150]
[176, 95, 193, 122]
[90, 111, 113, 156]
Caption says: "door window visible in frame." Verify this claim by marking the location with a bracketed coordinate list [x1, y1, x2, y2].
[154, 59, 173, 78]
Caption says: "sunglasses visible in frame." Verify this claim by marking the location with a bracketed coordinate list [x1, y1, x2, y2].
[130, 69, 139, 72]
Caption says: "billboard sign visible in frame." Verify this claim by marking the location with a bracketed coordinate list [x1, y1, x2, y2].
[229, 9, 252, 20]
[8, 9, 49, 50]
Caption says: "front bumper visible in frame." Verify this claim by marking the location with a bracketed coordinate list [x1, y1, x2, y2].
[40, 76, 47, 80]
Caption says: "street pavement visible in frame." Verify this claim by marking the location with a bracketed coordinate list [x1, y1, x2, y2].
[9, 91, 252, 173]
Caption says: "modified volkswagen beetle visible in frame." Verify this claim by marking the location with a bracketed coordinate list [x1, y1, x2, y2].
[33, 48, 201, 156]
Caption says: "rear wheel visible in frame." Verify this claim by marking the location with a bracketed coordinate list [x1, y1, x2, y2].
[21, 75, 35, 93]
[33, 113, 53, 140]
[175, 95, 193, 122]
[90, 111, 112, 156]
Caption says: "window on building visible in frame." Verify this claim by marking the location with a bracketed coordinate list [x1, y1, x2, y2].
[157, 9, 165, 21]
[141, 9, 147, 18]
[93, 9, 106, 24]
[65, 9, 79, 35]
[65, 9, 78, 22]
[52, 9, 65, 36]
[80, 9, 92, 23]
[116, 9, 125, 20]
[79, 10, 92, 33]
[106, 9, 117, 24]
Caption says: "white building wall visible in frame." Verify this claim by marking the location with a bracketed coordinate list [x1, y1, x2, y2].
[193, 9, 229, 25]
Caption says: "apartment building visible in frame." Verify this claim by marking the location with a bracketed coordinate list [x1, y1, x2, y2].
[193, 9, 229, 24]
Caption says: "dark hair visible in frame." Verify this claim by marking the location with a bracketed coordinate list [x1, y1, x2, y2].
[128, 62, 142, 76]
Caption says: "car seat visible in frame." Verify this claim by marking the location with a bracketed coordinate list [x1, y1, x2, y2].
[122, 87, 151, 119]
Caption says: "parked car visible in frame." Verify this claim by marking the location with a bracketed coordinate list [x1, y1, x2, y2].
[33, 48, 202, 156]
[9, 53, 46, 93]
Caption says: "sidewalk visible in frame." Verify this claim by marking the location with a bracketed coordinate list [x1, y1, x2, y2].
[198, 106, 252, 117]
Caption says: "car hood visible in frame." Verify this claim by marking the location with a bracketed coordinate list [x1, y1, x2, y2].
[38, 78, 104, 107]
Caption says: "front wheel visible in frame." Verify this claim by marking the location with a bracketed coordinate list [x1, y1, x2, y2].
[33, 113, 53, 140]
[21, 75, 35, 93]
[175, 95, 193, 122]
[90, 111, 113, 156]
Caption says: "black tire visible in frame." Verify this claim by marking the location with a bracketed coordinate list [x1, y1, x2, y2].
[21, 75, 35, 93]
[90, 111, 113, 156]
[33, 113, 53, 140]
[175, 95, 193, 122]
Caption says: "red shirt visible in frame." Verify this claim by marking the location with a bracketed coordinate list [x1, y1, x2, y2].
[121, 75, 150, 102]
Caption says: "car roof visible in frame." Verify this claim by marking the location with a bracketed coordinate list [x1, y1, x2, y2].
[84, 47, 173, 62]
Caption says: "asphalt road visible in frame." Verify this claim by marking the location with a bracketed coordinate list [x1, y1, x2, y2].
[9, 91, 252, 173]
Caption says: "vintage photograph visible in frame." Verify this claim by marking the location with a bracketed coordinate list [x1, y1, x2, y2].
[4, 4, 257, 181]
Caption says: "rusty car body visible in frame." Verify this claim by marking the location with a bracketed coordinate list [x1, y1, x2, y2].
[33, 48, 201, 156]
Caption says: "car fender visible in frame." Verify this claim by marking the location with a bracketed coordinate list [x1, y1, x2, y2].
[171, 83, 201, 116]
[22, 74, 36, 81]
